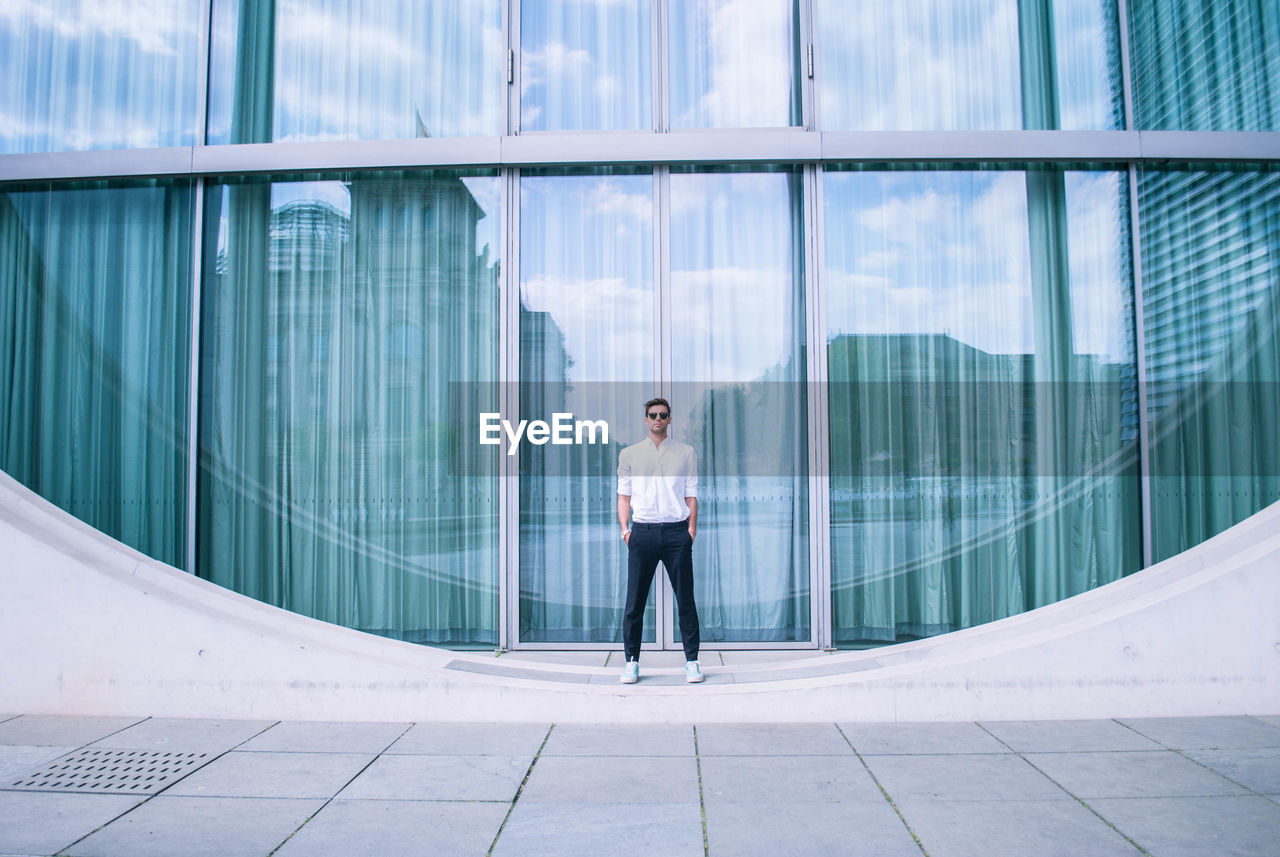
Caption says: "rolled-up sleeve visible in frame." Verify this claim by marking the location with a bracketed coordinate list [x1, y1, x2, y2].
[617, 448, 632, 496]
[682, 448, 698, 498]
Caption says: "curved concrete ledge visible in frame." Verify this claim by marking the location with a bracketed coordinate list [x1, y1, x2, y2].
[2, 470, 1277, 722]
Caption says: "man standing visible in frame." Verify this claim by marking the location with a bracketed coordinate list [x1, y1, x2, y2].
[616, 397, 703, 684]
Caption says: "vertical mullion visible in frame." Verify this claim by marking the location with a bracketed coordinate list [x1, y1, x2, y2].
[799, 0, 817, 131]
[185, 180, 205, 575]
[805, 163, 832, 649]
[195, 0, 213, 146]
[498, 167, 517, 649]
[507, 0, 520, 135]
[654, 165, 672, 648]
[1128, 163, 1153, 569]
[653, 0, 667, 132]
[1116, 0, 1137, 130]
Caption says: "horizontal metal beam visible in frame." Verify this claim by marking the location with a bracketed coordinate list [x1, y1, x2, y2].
[1, 130, 1277, 182]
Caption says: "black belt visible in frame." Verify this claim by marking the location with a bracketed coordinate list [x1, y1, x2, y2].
[632, 521, 688, 529]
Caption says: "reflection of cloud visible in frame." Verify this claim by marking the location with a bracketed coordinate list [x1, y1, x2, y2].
[817, 0, 1020, 130]
[268, 0, 503, 141]
[270, 182, 352, 216]
[827, 171, 1034, 354]
[1, 0, 189, 56]
[673, 0, 792, 127]
[1066, 172, 1131, 361]
[587, 178, 653, 223]
[521, 275, 652, 386]
[672, 267, 796, 382]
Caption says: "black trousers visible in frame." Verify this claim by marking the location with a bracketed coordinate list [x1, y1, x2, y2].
[623, 521, 700, 662]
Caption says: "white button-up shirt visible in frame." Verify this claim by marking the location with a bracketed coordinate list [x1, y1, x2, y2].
[617, 436, 698, 523]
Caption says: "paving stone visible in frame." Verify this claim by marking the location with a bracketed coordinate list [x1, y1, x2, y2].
[90, 718, 274, 754]
[700, 754, 884, 804]
[274, 798, 508, 857]
[337, 754, 527, 801]
[164, 751, 374, 799]
[519, 755, 700, 804]
[979, 719, 1163, 753]
[705, 799, 919, 857]
[632, 652, 692, 669]
[864, 753, 1065, 802]
[493, 802, 703, 857]
[386, 723, 549, 757]
[1183, 747, 1280, 794]
[0, 716, 144, 748]
[840, 722, 1009, 755]
[0, 744, 78, 785]
[0, 792, 142, 856]
[1088, 795, 1280, 857]
[541, 724, 694, 757]
[1118, 716, 1280, 750]
[696, 723, 852, 756]
[900, 799, 1142, 857]
[237, 721, 409, 754]
[1025, 750, 1246, 798]
[63, 796, 323, 857]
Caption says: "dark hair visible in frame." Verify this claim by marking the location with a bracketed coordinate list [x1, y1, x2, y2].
[643, 397, 671, 414]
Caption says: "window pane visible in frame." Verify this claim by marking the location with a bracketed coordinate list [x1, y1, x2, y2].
[520, 0, 652, 131]
[668, 0, 800, 129]
[824, 166, 1141, 645]
[1140, 166, 1280, 561]
[815, 0, 1123, 130]
[669, 168, 809, 642]
[1129, 0, 1280, 130]
[198, 171, 501, 645]
[0, 179, 193, 566]
[518, 170, 655, 642]
[207, 0, 504, 144]
[0, 0, 200, 153]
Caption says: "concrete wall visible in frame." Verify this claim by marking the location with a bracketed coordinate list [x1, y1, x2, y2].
[1, 471, 1277, 722]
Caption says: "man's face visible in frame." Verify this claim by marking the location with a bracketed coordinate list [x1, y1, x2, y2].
[645, 406, 670, 436]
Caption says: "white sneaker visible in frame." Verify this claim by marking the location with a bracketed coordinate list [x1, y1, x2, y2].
[685, 661, 705, 683]
[620, 659, 639, 684]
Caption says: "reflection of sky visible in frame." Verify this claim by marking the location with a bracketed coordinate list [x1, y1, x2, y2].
[0, 0, 199, 153]
[817, 0, 1021, 131]
[520, 172, 654, 436]
[208, 0, 503, 144]
[815, 0, 1121, 131]
[668, 0, 795, 128]
[825, 169, 1132, 362]
[825, 170, 1034, 354]
[521, 0, 651, 131]
[670, 171, 799, 382]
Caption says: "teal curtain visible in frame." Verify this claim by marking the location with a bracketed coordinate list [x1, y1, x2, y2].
[669, 167, 809, 642]
[824, 167, 1141, 644]
[0, 180, 193, 567]
[197, 172, 501, 645]
[1129, 0, 1280, 130]
[1140, 166, 1280, 562]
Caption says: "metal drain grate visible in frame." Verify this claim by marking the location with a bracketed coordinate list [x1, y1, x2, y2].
[8, 748, 209, 794]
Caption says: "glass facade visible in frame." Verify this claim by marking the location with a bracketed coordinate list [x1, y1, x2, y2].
[824, 165, 1141, 644]
[198, 171, 501, 644]
[1, 1, 1277, 651]
[0, 179, 194, 566]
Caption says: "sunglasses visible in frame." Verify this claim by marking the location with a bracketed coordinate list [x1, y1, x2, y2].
[647, 411, 670, 420]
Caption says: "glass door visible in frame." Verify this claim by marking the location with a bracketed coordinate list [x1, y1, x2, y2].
[666, 167, 812, 646]
[516, 168, 661, 646]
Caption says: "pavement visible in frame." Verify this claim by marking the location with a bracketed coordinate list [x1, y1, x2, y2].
[2, 708, 1280, 857]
